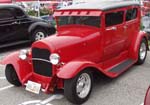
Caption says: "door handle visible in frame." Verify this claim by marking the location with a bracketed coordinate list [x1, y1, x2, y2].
[12, 21, 20, 25]
[106, 26, 117, 31]
[124, 26, 127, 29]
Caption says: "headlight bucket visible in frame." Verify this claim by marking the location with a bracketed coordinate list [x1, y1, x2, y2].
[19, 49, 29, 60]
[50, 53, 60, 65]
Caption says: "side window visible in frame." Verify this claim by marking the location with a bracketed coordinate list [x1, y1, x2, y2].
[15, 8, 25, 18]
[0, 9, 14, 20]
[105, 11, 124, 27]
[126, 8, 137, 21]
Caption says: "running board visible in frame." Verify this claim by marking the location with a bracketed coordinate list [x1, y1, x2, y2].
[0, 40, 31, 48]
[109, 59, 135, 73]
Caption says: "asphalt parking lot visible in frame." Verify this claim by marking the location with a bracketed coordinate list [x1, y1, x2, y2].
[0, 45, 150, 105]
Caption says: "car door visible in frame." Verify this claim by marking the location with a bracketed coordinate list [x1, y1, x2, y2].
[0, 8, 18, 44]
[13, 7, 32, 40]
[124, 7, 139, 50]
[103, 9, 126, 61]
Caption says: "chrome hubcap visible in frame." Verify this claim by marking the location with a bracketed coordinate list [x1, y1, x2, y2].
[76, 73, 91, 98]
[35, 32, 45, 41]
[140, 42, 146, 60]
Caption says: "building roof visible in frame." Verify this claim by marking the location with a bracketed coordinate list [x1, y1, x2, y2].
[60, 0, 140, 11]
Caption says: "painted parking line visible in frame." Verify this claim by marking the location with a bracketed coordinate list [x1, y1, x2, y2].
[0, 77, 6, 80]
[19, 100, 41, 105]
[40, 94, 64, 105]
[46, 104, 53, 105]
[19, 94, 64, 105]
[0, 85, 13, 92]
[140, 103, 144, 105]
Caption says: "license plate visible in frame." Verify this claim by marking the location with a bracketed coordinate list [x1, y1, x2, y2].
[25, 81, 41, 94]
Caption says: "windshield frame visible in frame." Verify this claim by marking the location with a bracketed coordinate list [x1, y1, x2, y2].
[54, 10, 102, 28]
[56, 16, 101, 28]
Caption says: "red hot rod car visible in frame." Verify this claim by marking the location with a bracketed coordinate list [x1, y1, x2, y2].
[1, 0, 149, 104]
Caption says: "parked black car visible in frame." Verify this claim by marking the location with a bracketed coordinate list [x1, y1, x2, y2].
[0, 4, 56, 48]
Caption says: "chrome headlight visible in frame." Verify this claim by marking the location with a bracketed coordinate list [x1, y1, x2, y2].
[49, 53, 60, 65]
[19, 49, 28, 60]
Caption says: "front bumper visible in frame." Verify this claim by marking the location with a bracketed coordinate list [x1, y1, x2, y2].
[22, 71, 61, 93]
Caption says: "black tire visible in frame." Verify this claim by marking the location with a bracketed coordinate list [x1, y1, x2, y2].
[31, 28, 47, 42]
[64, 70, 93, 104]
[5, 65, 21, 86]
[136, 38, 148, 65]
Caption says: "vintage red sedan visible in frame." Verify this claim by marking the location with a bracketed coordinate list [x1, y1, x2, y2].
[1, 0, 149, 104]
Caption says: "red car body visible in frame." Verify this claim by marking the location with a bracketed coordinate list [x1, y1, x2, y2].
[144, 86, 150, 105]
[1, 0, 149, 104]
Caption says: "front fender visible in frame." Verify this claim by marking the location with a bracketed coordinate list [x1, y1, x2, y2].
[57, 60, 105, 79]
[129, 31, 149, 60]
[1, 51, 32, 83]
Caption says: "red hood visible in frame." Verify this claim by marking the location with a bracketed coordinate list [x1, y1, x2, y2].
[57, 26, 99, 37]
[32, 26, 100, 52]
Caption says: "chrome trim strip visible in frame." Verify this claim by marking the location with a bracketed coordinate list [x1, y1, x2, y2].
[32, 58, 51, 63]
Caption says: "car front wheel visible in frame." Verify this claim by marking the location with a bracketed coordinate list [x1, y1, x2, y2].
[31, 28, 47, 42]
[64, 70, 93, 104]
[5, 65, 21, 86]
[136, 38, 147, 65]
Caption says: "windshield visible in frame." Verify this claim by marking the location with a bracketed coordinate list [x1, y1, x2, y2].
[57, 16, 101, 28]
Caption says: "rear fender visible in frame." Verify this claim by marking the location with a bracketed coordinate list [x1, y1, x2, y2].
[57, 60, 105, 79]
[28, 22, 56, 36]
[129, 31, 149, 60]
[1, 51, 32, 83]
[28, 22, 49, 34]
